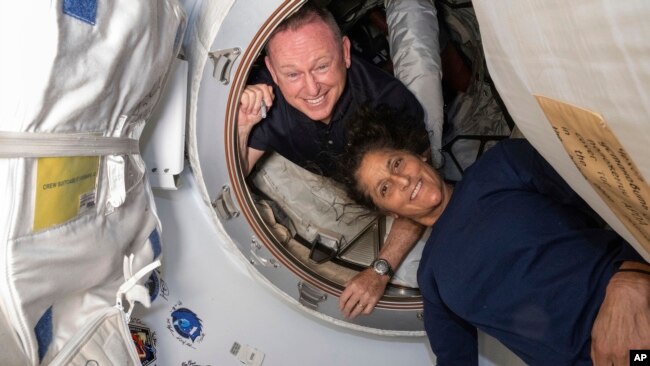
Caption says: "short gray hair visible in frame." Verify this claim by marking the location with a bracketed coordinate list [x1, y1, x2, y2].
[265, 2, 343, 57]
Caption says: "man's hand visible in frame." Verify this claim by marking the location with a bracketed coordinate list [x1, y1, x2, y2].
[238, 84, 274, 174]
[591, 264, 650, 366]
[339, 268, 390, 319]
[238, 84, 274, 129]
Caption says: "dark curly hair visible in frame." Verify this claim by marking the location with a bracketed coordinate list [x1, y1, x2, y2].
[336, 103, 431, 212]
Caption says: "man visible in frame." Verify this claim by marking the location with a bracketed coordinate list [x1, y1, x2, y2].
[237, 3, 428, 318]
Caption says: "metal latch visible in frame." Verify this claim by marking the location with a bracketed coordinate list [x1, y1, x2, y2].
[250, 237, 279, 268]
[308, 228, 342, 264]
[316, 228, 342, 251]
[208, 47, 241, 84]
[212, 185, 239, 220]
[297, 282, 327, 310]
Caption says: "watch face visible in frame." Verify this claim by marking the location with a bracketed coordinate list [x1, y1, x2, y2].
[375, 261, 388, 274]
[374, 259, 389, 275]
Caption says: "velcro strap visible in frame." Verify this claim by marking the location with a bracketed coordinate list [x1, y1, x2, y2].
[0, 131, 139, 158]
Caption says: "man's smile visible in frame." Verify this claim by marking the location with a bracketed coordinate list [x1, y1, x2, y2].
[305, 94, 326, 105]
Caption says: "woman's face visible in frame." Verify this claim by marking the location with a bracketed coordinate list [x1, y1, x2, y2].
[355, 149, 452, 226]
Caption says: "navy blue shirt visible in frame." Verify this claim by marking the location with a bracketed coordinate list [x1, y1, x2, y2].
[248, 55, 425, 177]
[417, 139, 646, 365]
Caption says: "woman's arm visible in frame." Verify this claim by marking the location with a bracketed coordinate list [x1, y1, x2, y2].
[422, 283, 478, 365]
[591, 261, 650, 365]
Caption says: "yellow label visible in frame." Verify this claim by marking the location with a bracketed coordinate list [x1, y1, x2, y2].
[34, 156, 99, 231]
[535, 95, 650, 253]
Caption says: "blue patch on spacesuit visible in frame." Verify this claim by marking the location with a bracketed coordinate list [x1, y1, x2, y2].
[34, 306, 53, 362]
[63, 0, 97, 25]
[149, 229, 162, 259]
[171, 308, 203, 342]
[145, 271, 160, 302]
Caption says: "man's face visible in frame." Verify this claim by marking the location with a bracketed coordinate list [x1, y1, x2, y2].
[265, 19, 351, 123]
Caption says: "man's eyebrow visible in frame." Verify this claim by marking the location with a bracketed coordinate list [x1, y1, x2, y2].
[314, 56, 331, 63]
[278, 56, 331, 70]
[277, 64, 297, 71]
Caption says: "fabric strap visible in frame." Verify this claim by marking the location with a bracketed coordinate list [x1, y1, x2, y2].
[116, 257, 161, 322]
[0, 131, 139, 158]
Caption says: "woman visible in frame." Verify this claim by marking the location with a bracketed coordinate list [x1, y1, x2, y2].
[339, 105, 650, 365]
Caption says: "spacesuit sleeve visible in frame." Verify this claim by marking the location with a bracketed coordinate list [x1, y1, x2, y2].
[422, 284, 478, 366]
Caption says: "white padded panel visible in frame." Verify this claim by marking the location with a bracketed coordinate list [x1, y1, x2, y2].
[473, 0, 650, 259]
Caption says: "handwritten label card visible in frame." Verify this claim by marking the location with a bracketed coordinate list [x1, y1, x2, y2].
[535, 95, 649, 253]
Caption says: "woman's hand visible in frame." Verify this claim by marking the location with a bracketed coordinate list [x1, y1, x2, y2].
[591, 265, 650, 365]
[339, 268, 390, 319]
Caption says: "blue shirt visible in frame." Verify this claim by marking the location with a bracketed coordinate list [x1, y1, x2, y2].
[417, 139, 646, 365]
[248, 55, 425, 177]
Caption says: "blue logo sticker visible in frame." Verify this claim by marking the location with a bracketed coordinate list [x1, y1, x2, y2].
[62, 0, 97, 25]
[171, 308, 203, 342]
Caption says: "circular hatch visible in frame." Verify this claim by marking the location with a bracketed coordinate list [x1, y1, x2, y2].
[187, 0, 424, 333]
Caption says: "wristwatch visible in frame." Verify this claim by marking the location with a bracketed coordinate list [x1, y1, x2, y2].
[371, 258, 394, 278]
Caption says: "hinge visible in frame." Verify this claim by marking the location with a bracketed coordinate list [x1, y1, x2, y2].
[208, 47, 241, 84]
[297, 282, 327, 310]
[212, 185, 240, 220]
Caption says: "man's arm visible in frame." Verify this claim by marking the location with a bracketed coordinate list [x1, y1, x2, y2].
[591, 261, 650, 365]
[238, 143, 265, 176]
[339, 217, 425, 318]
[237, 84, 274, 175]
